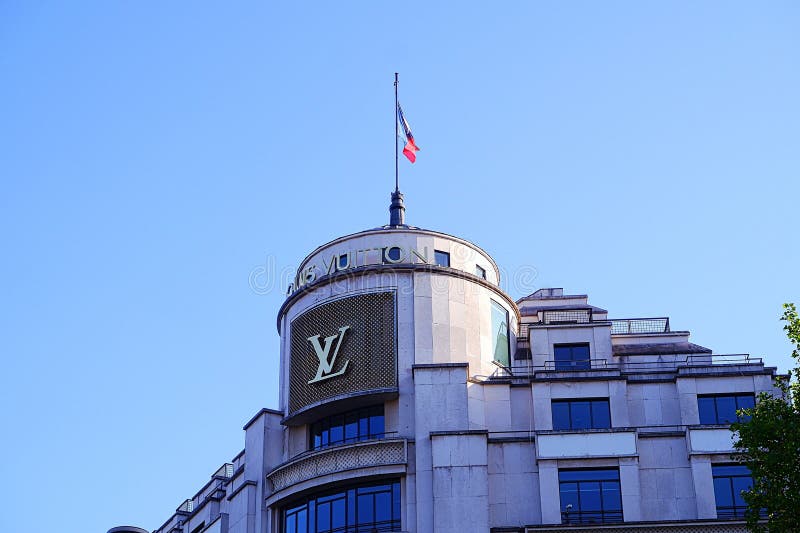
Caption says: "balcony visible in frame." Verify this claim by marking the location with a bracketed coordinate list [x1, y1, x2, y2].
[267, 438, 408, 493]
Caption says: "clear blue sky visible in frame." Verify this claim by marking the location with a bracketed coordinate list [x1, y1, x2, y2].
[1, 2, 798, 532]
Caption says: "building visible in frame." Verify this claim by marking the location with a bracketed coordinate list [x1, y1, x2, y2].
[112, 194, 779, 533]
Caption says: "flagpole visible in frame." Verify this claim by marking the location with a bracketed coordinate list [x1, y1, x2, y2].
[394, 72, 399, 193]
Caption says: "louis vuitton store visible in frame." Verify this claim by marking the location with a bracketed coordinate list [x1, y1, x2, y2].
[119, 210, 778, 533]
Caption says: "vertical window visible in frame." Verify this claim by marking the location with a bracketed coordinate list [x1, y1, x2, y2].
[552, 399, 611, 430]
[491, 299, 510, 367]
[434, 250, 450, 267]
[698, 394, 756, 424]
[554, 343, 591, 370]
[475, 265, 486, 279]
[559, 469, 623, 524]
[309, 405, 385, 450]
[712, 465, 752, 518]
[283, 480, 401, 532]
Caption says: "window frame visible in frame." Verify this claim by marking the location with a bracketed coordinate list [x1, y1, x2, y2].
[553, 343, 591, 371]
[712, 464, 752, 519]
[433, 250, 450, 267]
[475, 264, 486, 279]
[559, 468, 623, 525]
[697, 393, 756, 425]
[490, 299, 511, 367]
[282, 480, 401, 533]
[309, 405, 385, 451]
[552, 398, 612, 430]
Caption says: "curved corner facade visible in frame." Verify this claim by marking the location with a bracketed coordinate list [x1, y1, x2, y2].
[138, 226, 778, 533]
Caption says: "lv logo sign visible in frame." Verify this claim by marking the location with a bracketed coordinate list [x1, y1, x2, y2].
[307, 326, 351, 384]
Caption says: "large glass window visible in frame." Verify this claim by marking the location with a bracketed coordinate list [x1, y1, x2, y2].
[283, 480, 401, 533]
[712, 465, 752, 519]
[554, 343, 591, 370]
[552, 399, 611, 430]
[559, 469, 623, 524]
[698, 394, 755, 425]
[310, 406, 385, 450]
[490, 299, 510, 367]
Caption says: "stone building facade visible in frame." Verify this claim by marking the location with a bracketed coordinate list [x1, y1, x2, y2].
[112, 216, 778, 533]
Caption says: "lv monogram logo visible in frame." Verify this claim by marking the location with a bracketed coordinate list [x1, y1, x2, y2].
[307, 326, 351, 384]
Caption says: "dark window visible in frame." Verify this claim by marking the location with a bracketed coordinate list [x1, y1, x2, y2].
[712, 465, 752, 519]
[698, 394, 755, 424]
[491, 299, 510, 367]
[475, 265, 486, 279]
[310, 405, 385, 450]
[559, 469, 623, 524]
[552, 399, 611, 430]
[283, 480, 401, 532]
[554, 343, 591, 370]
[434, 250, 450, 267]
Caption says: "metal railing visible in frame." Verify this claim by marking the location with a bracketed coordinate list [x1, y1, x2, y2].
[213, 462, 234, 479]
[542, 309, 592, 325]
[504, 354, 762, 378]
[610, 317, 670, 334]
[561, 510, 624, 525]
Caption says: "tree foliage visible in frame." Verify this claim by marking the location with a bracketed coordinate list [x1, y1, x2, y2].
[731, 303, 800, 532]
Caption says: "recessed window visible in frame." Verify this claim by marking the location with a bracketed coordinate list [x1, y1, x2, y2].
[475, 265, 486, 279]
[309, 405, 385, 450]
[712, 464, 752, 519]
[559, 469, 623, 524]
[434, 250, 450, 267]
[552, 399, 611, 430]
[283, 480, 401, 533]
[554, 343, 591, 371]
[491, 299, 510, 367]
[698, 394, 755, 425]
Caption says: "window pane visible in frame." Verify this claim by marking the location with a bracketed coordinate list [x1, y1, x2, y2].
[375, 491, 392, 523]
[554, 346, 571, 362]
[369, 412, 385, 438]
[698, 397, 717, 424]
[716, 396, 737, 424]
[579, 481, 602, 511]
[434, 250, 450, 267]
[601, 481, 622, 511]
[713, 477, 734, 507]
[329, 423, 343, 445]
[285, 514, 296, 533]
[392, 482, 401, 519]
[296, 509, 307, 533]
[559, 482, 579, 511]
[345, 412, 358, 442]
[571, 345, 590, 360]
[736, 394, 755, 410]
[571, 401, 591, 430]
[732, 476, 752, 506]
[560, 469, 619, 482]
[591, 400, 611, 429]
[714, 465, 750, 476]
[552, 402, 571, 430]
[357, 494, 374, 523]
[317, 501, 331, 532]
[491, 300, 510, 366]
[475, 265, 486, 279]
[331, 498, 346, 530]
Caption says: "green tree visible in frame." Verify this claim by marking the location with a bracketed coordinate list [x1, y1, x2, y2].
[731, 303, 800, 532]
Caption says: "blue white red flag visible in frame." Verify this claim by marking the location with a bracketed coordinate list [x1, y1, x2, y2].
[397, 103, 420, 163]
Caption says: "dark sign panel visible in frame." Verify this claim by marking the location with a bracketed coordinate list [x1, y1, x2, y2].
[289, 291, 397, 415]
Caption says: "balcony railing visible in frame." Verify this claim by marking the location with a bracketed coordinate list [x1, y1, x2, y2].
[610, 317, 670, 334]
[561, 510, 624, 525]
[267, 438, 408, 493]
[504, 354, 762, 378]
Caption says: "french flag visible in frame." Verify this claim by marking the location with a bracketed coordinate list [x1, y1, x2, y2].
[397, 103, 420, 163]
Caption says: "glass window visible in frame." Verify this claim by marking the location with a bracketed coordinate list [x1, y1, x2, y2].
[698, 394, 756, 424]
[552, 399, 611, 430]
[283, 480, 401, 533]
[559, 469, 623, 524]
[475, 265, 486, 279]
[554, 343, 591, 371]
[712, 464, 752, 518]
[490, 299, 510, 367]
[309, 405, 385, 450]
[434, 250, 450, 267]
